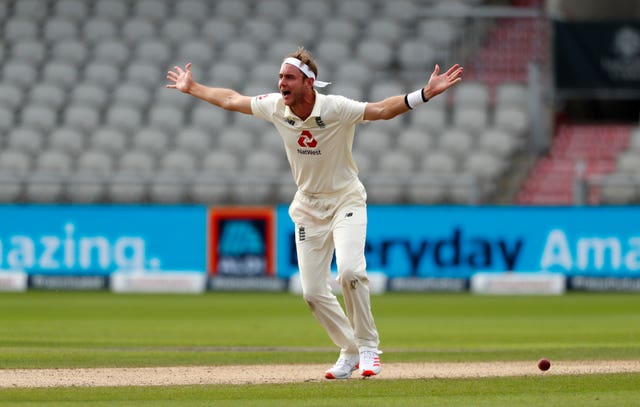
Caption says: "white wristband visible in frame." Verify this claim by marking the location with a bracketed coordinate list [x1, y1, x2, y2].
[405, 88, 428, 109]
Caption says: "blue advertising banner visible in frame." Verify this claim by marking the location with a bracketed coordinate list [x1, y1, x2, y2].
[276, 205, 640, 279]
[0, 205, 207, 275]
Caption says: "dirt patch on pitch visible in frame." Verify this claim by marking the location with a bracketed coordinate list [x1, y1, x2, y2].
[1, 360, 640, 388]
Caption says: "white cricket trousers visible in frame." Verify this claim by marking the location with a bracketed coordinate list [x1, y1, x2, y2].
[288, 180, 380, 356]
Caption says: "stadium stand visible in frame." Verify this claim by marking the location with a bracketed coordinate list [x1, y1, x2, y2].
[0, 0, 546, 205]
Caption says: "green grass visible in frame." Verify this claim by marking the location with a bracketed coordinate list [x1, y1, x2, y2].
[0, 291, 639, 405]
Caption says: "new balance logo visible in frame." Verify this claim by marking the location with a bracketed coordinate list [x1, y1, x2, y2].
[298, 226, 306, 242]
[345, 212, 353, 218]
[315, 117, 326, 128]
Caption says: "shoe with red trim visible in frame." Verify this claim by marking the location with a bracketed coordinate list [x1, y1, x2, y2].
[324, 354, 359, 380]
[359, 350, 381, 377]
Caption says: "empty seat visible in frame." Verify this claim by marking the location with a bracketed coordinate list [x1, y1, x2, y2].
[201, 18, 237, 46]
[397, 127, 435, 157]
[0, 149, 31, 201]
[94, 0, 130, 20]
[419, 150, 458, 175]
[13, 0, 48, 21]
[599, 174, 637, 204]
[462, 150, 504, 181]
[20, 105, 57, 132]
[478, 128, 518, 158]
[50, 40, 89, 66]
[83, 18, 118, 43]
[93, 40, 129, 65]
[494, 106, 529, 137]
[0, 84, 25, 111]
[29, 83, 66, 110]
[147, 106, 184, 133]
[41, 61, 80, 90]
[452, 106, 489, 134]
[321, 18, 360, 43]
[2, 61, 38, 89]
[333, 61, 374, 86]
[354, 127, 392, 159]
[398, 40, 437, 71]
[215, 0, 250, 20]
[105, 106, 143, 134]
[223, 39, 260, 66]
[190, 150, 238, 204]
[131, 127, 170, 156]
[63, 105, 101, 133]
[67, 150, 114, 202]
[315, 41, 352, 70]
[369, 82, 406, 103]
[365, 19, 402, 43]
[217, 126, 255, 153]
[4, 19, 39, 41]
[0, 107, 15, 133]
[453, 82, 490, 109]
[382, 0, 418, 22]
[616, 151, 640, 175]
[176, 40, 214, 66]
[90, 127, 128, 155]
[175, 127, 212, 156]
[112, 84, 151, 109]
[329, 83, 366, 102]
[280, 18, 318, 45]
[118, 150, 156, 175]
[352, 150, 375, 173]
[54, 0, 90, 20]
[496, 82, 528, 108]
[410, 106, 448, 134]
[43, 18, 78, 42]
[11, 40, 46, 64]
[243, 18, 278, 46]
[125, 61, 162, 89]
[108, 175, 148, 203]
[337, 0, 373, 23]
[26, 150, 74, 202]
[208, 62, 246, 88]
[175, 0, 209, 21]
[255, 0, 288, 21]
[133, 0, 170, 20]
[439, 128, 474, 158]
[295, 0, 332, 20]
[6, 127, 44, 155]
[70, 83, 109, 109]
[356, 40, 393, 70]
[48, 127, 85, 156]
[121, 18, 156, 44]
[191, 103, 230, 132]
[161, 19, 198, 44]
[84, 62, 120, 87]
[418, 19, 458, 49]
[135, 40, 171, 65]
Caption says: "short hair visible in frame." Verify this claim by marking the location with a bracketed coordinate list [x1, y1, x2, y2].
[286, 46, 318, 78]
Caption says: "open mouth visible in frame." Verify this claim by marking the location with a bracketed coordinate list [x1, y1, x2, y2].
[281, 90, 291, 97]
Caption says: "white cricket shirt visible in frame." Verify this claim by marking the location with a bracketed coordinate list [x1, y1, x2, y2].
[251, 91, 367, 195]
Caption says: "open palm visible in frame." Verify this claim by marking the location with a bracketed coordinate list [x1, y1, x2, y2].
[427, 64, 464, 98]
[166, 62, 194, 93]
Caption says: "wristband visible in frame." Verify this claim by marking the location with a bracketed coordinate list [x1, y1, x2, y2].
[404, 88, 429, 109]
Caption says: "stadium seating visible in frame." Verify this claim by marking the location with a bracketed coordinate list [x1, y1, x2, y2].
[0, 0, 536, 205]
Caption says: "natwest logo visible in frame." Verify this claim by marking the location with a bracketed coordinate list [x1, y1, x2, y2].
[297, 130, 318, 148]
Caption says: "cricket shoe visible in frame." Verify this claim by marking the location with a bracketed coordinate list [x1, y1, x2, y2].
[359, 350, 382, 377]
[324, 354, 360, 380]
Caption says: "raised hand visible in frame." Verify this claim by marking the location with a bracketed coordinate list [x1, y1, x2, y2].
[166, 63, 194, 93]
[425, 64, 464, 98]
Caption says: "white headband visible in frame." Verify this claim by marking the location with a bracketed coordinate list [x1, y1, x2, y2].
[281, 57, 331, 88]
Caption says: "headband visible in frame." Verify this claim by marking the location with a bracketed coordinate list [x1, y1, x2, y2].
[281, 57, 331, 88]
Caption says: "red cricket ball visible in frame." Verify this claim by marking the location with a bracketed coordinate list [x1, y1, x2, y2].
[537, 358, 551, 371]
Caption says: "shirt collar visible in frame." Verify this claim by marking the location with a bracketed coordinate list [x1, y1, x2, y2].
[284, 91, 325, 122]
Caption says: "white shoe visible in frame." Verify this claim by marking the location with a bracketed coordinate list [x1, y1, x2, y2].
[324, 354, 359, 380]
[359, 350, 381, 377]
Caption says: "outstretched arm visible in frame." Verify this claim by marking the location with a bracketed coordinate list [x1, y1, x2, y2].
[363, 63, 463, 121]
[166, 63, 252, 114]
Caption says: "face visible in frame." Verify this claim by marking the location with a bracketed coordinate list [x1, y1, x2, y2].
[278, 64, 312, 107]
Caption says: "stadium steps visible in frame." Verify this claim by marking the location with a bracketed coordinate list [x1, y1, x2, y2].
[515, 124, 632, 205]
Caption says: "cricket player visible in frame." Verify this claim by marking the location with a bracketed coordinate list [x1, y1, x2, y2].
[167, 47, 463, 379]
